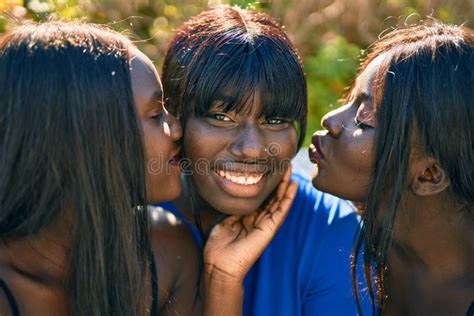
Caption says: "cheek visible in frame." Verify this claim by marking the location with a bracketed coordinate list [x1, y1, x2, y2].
[338, 132, 374, 174]
[263, 130, 298, 188]
[268, 129, 298, 162]
[183, 122, 225, 165]
[314, 132, 374, 201]
[337, 135, 374, 199]
[142, 122, 165, 161]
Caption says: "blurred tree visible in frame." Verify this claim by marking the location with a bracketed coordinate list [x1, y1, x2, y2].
[0, 0, 471, 144]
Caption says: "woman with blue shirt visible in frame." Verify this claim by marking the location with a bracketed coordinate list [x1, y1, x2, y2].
[160, 5, 369, 315]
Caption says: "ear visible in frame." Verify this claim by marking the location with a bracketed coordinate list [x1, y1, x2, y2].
[410, 158, 450, 196]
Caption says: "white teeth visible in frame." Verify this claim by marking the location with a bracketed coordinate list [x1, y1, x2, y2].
[217, 170, 264, 185]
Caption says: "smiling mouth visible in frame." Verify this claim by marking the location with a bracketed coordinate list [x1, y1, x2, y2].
[217, 170, 265, 185]
[212, 168, 268, 198]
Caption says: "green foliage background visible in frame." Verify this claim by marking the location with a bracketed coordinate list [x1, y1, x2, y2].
[0, 0, 471, 145]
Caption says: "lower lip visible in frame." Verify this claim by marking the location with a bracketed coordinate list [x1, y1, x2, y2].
[308, 144, 323, 163]
[212, 171, 267, 198]
[168, 154, 181, 167]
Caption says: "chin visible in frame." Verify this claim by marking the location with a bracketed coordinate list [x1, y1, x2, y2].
[211, 198, 263, 216]
[148, 181, 182, 203]
[311, 176, 342, 199]
[310, 166, 332, 190]
[148, 192, 180, 204]
[310, 171, 323, 189]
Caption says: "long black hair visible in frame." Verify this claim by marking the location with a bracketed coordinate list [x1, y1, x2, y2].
[349, 22, 474, 314]
[0, 21, 150, 315]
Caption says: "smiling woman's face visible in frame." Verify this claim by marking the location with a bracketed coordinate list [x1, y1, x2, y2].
[309, 55, 386, 202]
[183, 93, 298, 215]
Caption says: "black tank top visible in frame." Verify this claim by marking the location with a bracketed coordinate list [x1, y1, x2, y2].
[0, 278, 20, 316]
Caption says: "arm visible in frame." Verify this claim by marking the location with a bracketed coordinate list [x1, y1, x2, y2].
[203, 167, 298, 315]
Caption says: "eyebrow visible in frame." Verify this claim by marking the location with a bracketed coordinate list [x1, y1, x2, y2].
[142, 90, 164, 112]
[352, 91, 371, 104]
[147, 90, 163, 105]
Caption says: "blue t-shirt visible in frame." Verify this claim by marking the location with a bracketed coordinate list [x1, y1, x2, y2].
[159, 172, 372, 315]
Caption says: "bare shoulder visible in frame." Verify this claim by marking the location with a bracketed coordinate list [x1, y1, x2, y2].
[148, 205, 198, 260]
[148, 205, 202, 315]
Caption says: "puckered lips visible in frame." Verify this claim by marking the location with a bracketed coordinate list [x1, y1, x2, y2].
[212, 162, 270, 198]
[168, 148, 182, 167]
[309, 130, 327, 163]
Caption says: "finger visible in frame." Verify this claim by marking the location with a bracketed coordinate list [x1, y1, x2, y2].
[236, 185, 298, 262]
[218, 214, 243, 227]
[268, 180, 297, 214]
[265, 181, 298, 226]
[242, 212, 257, 229]
[275, 182, 298, 219]
[248, 182, 298, 247]
[275, 165, 293, 201]
[256, 165, 291, 216]
[255, 181, 295, 226]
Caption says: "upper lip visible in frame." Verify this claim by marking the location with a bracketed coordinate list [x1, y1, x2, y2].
[214, 162, 269, 175]
[311, 131, 326, 158]
[169, 147, 181, 160]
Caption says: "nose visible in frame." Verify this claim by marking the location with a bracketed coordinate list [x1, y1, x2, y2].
[228, 123, 267, 160]
[320, 106, 346, 138]
[164, 111, 182, 142]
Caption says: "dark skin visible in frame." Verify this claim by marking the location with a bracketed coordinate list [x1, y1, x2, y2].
[167, 94, 297, 316]
[0, 222, 70, 315]
[0, 212, 201, 316]
[0, 49, 201, 315]
[383, 190, 474, 315]
[169, 95, 300, 315]
[173, 94, 298, 233]
[203, 167, 298, 315]
[312, 55, 474, 315]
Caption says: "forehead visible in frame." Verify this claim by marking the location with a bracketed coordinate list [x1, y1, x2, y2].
[212, 88, 263, 114]
[129, 48, 162, 102]
[353, 53, 387, 97]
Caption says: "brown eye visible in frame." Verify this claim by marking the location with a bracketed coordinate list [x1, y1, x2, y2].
[204, 112, 236, 127]
[211, 113, 232, 122]
[266, 118, 285, 125]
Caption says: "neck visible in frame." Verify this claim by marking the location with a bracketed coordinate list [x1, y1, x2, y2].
[173, 189, 223, 233]
[391, 192, 474, 282]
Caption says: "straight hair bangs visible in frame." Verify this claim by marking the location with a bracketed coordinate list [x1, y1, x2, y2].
[180, 38, 307, 145]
